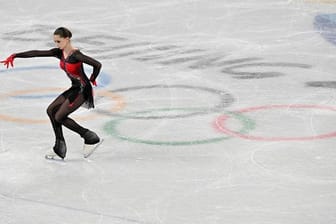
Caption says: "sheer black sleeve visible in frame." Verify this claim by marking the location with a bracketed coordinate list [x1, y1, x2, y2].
[73, 51, 102, 80]
[14, 48, 62, 59]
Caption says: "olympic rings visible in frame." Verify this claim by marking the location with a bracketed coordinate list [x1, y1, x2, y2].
[96, 84, 235, 119]
[104, 108, 255, 146]
[0, 88, 124, 124]
[0, 65, 124, 123]
[215, 104, 336, 141]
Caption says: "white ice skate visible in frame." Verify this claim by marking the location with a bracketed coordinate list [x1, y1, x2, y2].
[83, 138, 104, 158]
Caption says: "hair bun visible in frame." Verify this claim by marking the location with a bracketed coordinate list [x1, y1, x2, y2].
[54, 27, 72, 38]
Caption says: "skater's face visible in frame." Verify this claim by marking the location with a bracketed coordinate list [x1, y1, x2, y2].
[53, 35, 70, 50]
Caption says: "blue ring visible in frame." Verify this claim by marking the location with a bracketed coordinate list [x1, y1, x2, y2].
[0, 65, 111, 88]
[314, 13, 336, 46]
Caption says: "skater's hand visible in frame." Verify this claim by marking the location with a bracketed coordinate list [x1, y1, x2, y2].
[1, 54, 16, 69]
[90, 75, 97, 86]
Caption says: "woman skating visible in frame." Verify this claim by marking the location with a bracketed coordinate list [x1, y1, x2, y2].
[1, 27, 103, 160]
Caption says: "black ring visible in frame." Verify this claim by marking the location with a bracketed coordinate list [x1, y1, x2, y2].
[95, 84, 235, 119]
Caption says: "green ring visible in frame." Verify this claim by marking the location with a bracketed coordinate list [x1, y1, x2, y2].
[103, 108, 255, 146]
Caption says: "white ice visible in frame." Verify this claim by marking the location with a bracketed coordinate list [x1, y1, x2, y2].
[1, 0, 336, 223]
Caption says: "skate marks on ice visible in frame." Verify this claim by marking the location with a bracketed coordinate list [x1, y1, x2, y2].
[250, 141, 336, 184]
[0, 24, 312, 80]
[1, 24, 127, 43]
[0, 192, 152, 224]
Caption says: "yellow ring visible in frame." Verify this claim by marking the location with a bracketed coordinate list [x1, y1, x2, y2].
[0, 87, 125, 124]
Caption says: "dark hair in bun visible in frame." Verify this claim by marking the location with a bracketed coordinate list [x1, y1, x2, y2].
[54, 27, 72, 38]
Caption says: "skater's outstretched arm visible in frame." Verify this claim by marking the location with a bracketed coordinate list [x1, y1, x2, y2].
[1, 48, 62, 68]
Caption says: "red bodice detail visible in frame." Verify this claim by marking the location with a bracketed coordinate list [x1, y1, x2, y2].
[60, 59, 81, 77]
[59, 58, 86, 86]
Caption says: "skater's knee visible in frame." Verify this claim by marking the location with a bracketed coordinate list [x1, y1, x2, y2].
[46, 107, 53, 118]
[54, 113, 66, 123]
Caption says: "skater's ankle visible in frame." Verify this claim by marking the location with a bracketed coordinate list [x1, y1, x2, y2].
[83, 130, 100, 145]
[80, 129, 90, 138]
[53, 139, 67, 159]
[55, 137, 65, 142]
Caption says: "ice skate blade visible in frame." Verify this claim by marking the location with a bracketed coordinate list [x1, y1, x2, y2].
[83, 138, 104, 158]
[45, 153, 65, 161]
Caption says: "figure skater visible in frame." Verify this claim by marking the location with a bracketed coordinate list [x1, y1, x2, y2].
[1, 27, 103, 160]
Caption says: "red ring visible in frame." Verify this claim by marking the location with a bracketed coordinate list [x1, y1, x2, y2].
[215, 104, 336, 141]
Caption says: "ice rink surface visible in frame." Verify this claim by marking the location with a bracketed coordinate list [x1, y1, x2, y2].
[1, 0, 336, 223]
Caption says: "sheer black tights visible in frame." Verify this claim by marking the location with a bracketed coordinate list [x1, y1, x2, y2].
[46, 94, 88, 141]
